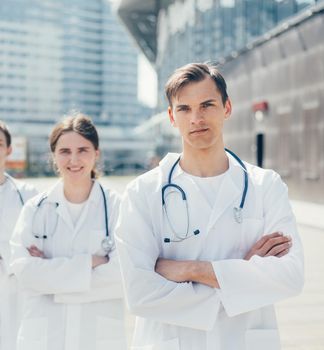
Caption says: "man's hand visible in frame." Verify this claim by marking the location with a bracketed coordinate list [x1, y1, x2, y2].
[155, 259, 219, 288]
[27, 245, 45, 258]
[244, 232, 292, 260]
[155, 259, 190, 283]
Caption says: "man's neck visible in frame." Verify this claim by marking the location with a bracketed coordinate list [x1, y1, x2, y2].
[0, 171, 6, 185]
[180, 146, 229, 177]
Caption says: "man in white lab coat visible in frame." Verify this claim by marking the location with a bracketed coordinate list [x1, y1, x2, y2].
[0, 121, 37, 350]
[115, 63, 304, 350]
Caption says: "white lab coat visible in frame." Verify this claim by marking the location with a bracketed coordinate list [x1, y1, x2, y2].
[0, 174, 37, 350]
[10, 180, 127, 350]
[116, 153, 304, 350]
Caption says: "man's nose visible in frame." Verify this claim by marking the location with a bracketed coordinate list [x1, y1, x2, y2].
[191, 109, 204, 124]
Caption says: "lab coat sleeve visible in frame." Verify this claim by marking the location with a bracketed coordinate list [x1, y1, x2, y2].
[0, 233, 13, 275]
[54, 249, 123, 303]
[212, 172, 304, 317]
[54, 191, 123, 303]
[10, 202, 92, 295]
[0, 184, 37, 275]
[115, 180, 221, 331]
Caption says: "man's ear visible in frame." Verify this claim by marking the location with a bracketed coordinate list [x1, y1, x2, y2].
[224, 99, 232, 119]
[168, 106, 177, 127]
[6, 145, 12, 157]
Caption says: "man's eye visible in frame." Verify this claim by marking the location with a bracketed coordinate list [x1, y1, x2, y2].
[178, 107, 189, 112]
[202, 103, 212, 108]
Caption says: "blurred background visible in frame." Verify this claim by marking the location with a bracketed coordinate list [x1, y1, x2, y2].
[1, 0, 324, 348]
[1, 0, 323, 205]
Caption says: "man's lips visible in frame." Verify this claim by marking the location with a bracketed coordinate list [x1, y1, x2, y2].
[190, 128, 209, 135]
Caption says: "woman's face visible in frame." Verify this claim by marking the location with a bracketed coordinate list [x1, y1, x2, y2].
[53, 131, 99, 183]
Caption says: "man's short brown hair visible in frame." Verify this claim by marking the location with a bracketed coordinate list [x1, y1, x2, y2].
[0, 120, 11, 147]
[165, 62, 228, 107]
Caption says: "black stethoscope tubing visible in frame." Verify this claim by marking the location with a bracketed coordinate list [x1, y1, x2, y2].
[161, 148, 249, 240]
[33, 183, 112, 253]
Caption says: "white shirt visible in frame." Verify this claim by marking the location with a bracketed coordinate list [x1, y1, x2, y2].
[185, 169, 227, 208]
[66, 199, 87, 226]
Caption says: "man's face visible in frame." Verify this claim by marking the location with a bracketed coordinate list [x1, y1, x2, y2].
[168, 77, 232, 152]
[0, 131, 11, 172]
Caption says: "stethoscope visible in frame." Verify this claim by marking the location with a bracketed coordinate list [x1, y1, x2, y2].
[32, 183, 114, 255]
[161, 148, 248, 243]
[4, 173, 24, 206]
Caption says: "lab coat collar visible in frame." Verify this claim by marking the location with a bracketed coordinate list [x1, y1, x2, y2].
[158, 151, 246, 183]
[45, 179, 103, 233]
[158, 152, 246, 230]
[45, 179, 102, 204]
[159, 153, 181, 180]
[4, 172, 24, 192]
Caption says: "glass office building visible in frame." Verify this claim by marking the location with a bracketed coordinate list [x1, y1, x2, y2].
[118, 0, 324, 203]
[0, 0, 141, 125]
[118, 0, 323, 110]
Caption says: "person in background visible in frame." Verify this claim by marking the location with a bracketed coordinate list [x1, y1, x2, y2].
[10, 114, 127, 350]
[115, 63, 304, 350]
[0, 120, 37, 350]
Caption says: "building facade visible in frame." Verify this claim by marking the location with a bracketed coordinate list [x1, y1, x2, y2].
[118, 0, 324, 203]
[0, 0, 153, 175]
[119, 0, 322, 110]
[0, 0, 143, 125]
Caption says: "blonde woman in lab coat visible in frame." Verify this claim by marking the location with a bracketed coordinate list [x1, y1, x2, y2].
[10, 114, 126, 350]
[0, 120, 37, 350]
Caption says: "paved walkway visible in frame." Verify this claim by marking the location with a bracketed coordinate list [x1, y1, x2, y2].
[276, 224, 324, 350]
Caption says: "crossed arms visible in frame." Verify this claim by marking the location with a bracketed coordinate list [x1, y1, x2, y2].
[155, 231, 292, 288]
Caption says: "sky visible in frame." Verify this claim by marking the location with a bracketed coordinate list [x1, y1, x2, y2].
[109, 0, 158, 108]
[138, 54, 158, 108]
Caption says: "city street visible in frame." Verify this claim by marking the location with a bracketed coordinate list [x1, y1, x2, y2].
[24, 177, 324, 349]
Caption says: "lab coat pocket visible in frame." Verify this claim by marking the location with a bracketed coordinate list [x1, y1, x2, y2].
[245, 329, 281, 350]
[95, 316, 126, 350]
[17, 317, 48, 350]
[131, 338, 180, 350]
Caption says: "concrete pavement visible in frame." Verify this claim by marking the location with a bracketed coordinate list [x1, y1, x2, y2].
[276, 224, 324, 350]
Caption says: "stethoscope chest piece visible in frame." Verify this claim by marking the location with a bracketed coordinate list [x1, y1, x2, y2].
[101, 237, 114, 253]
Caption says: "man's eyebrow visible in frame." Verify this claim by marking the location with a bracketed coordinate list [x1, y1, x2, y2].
[175, 104, 189, 108]
[200, 99, 217, 104]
